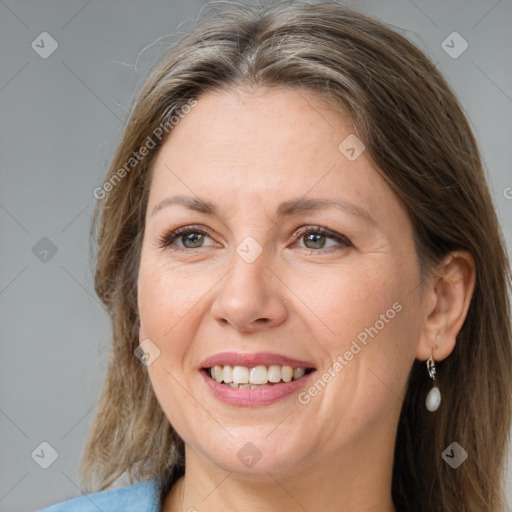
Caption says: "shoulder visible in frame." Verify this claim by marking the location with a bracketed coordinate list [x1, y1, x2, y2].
[37, 478, 160, 512]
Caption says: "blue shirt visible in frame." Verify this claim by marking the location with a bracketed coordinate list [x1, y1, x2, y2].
[37, 478, 161, 512]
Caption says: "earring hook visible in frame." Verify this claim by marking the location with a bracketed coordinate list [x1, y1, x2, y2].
[426, 355, 436, 380]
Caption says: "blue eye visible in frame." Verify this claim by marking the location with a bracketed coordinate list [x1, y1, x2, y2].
[158, 225, 214, 250]
[157, 225, 352, 253]
[293, 226, 352, 252]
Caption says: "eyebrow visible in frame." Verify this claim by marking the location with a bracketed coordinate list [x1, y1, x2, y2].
[151, 195, 376, 224]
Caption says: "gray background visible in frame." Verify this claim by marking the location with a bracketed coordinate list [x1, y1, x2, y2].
[1, 0, 511, 511]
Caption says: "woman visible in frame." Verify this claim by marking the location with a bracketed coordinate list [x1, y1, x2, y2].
[39, 1, 512, 511]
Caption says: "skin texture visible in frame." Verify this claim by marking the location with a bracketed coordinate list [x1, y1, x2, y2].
[137, 86, 475, 512]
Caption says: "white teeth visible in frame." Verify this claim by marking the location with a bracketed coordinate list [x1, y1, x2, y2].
[293, 367, 306, 380]
[268, 365, 282, 383]
[249, 365, 268, 385]
[281, 365, 293, 383]
[222, 365, 233, 383]
[208, 364, 310, 385]
[231, 382, 271, 389]
[212, 365, 223, 382]
[232, 366, 249, 384]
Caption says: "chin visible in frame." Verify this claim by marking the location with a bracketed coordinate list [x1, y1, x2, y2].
[191, 433, 308, 477]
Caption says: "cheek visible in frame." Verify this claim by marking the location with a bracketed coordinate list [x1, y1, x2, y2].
[282, 258, 407, 347]
[137, 262, 205, 437]
[137, 257, 208, 345]
[282, 258, 419, 403]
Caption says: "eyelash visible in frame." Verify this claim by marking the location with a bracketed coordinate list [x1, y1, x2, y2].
[156, 224, 352, 254]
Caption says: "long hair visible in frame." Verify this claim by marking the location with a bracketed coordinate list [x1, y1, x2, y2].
[81, 2, 512, 511]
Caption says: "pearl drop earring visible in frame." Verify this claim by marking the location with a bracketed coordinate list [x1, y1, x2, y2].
[425, 355, 441, 412]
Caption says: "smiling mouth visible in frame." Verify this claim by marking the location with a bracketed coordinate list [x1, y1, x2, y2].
[204, 364, 316, 389]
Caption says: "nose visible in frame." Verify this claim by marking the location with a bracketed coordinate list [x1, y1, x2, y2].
[210, 247, 288, 334]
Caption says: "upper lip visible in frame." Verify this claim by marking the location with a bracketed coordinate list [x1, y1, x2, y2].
[199, 352, 316, 370]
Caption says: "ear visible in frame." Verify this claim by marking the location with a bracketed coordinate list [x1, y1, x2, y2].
[416, 250, 476, 361]
[138, 323, 145, 344]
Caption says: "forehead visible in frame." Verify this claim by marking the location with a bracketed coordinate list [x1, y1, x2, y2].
[148, 86, 402, 225]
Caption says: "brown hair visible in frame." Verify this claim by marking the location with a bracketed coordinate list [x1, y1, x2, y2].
[81, 2, 512, 511]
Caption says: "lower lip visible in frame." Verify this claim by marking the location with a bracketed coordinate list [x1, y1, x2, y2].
[200, 369, 316, 407]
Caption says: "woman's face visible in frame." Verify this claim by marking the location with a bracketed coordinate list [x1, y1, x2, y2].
[137, 86, 427, 477]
